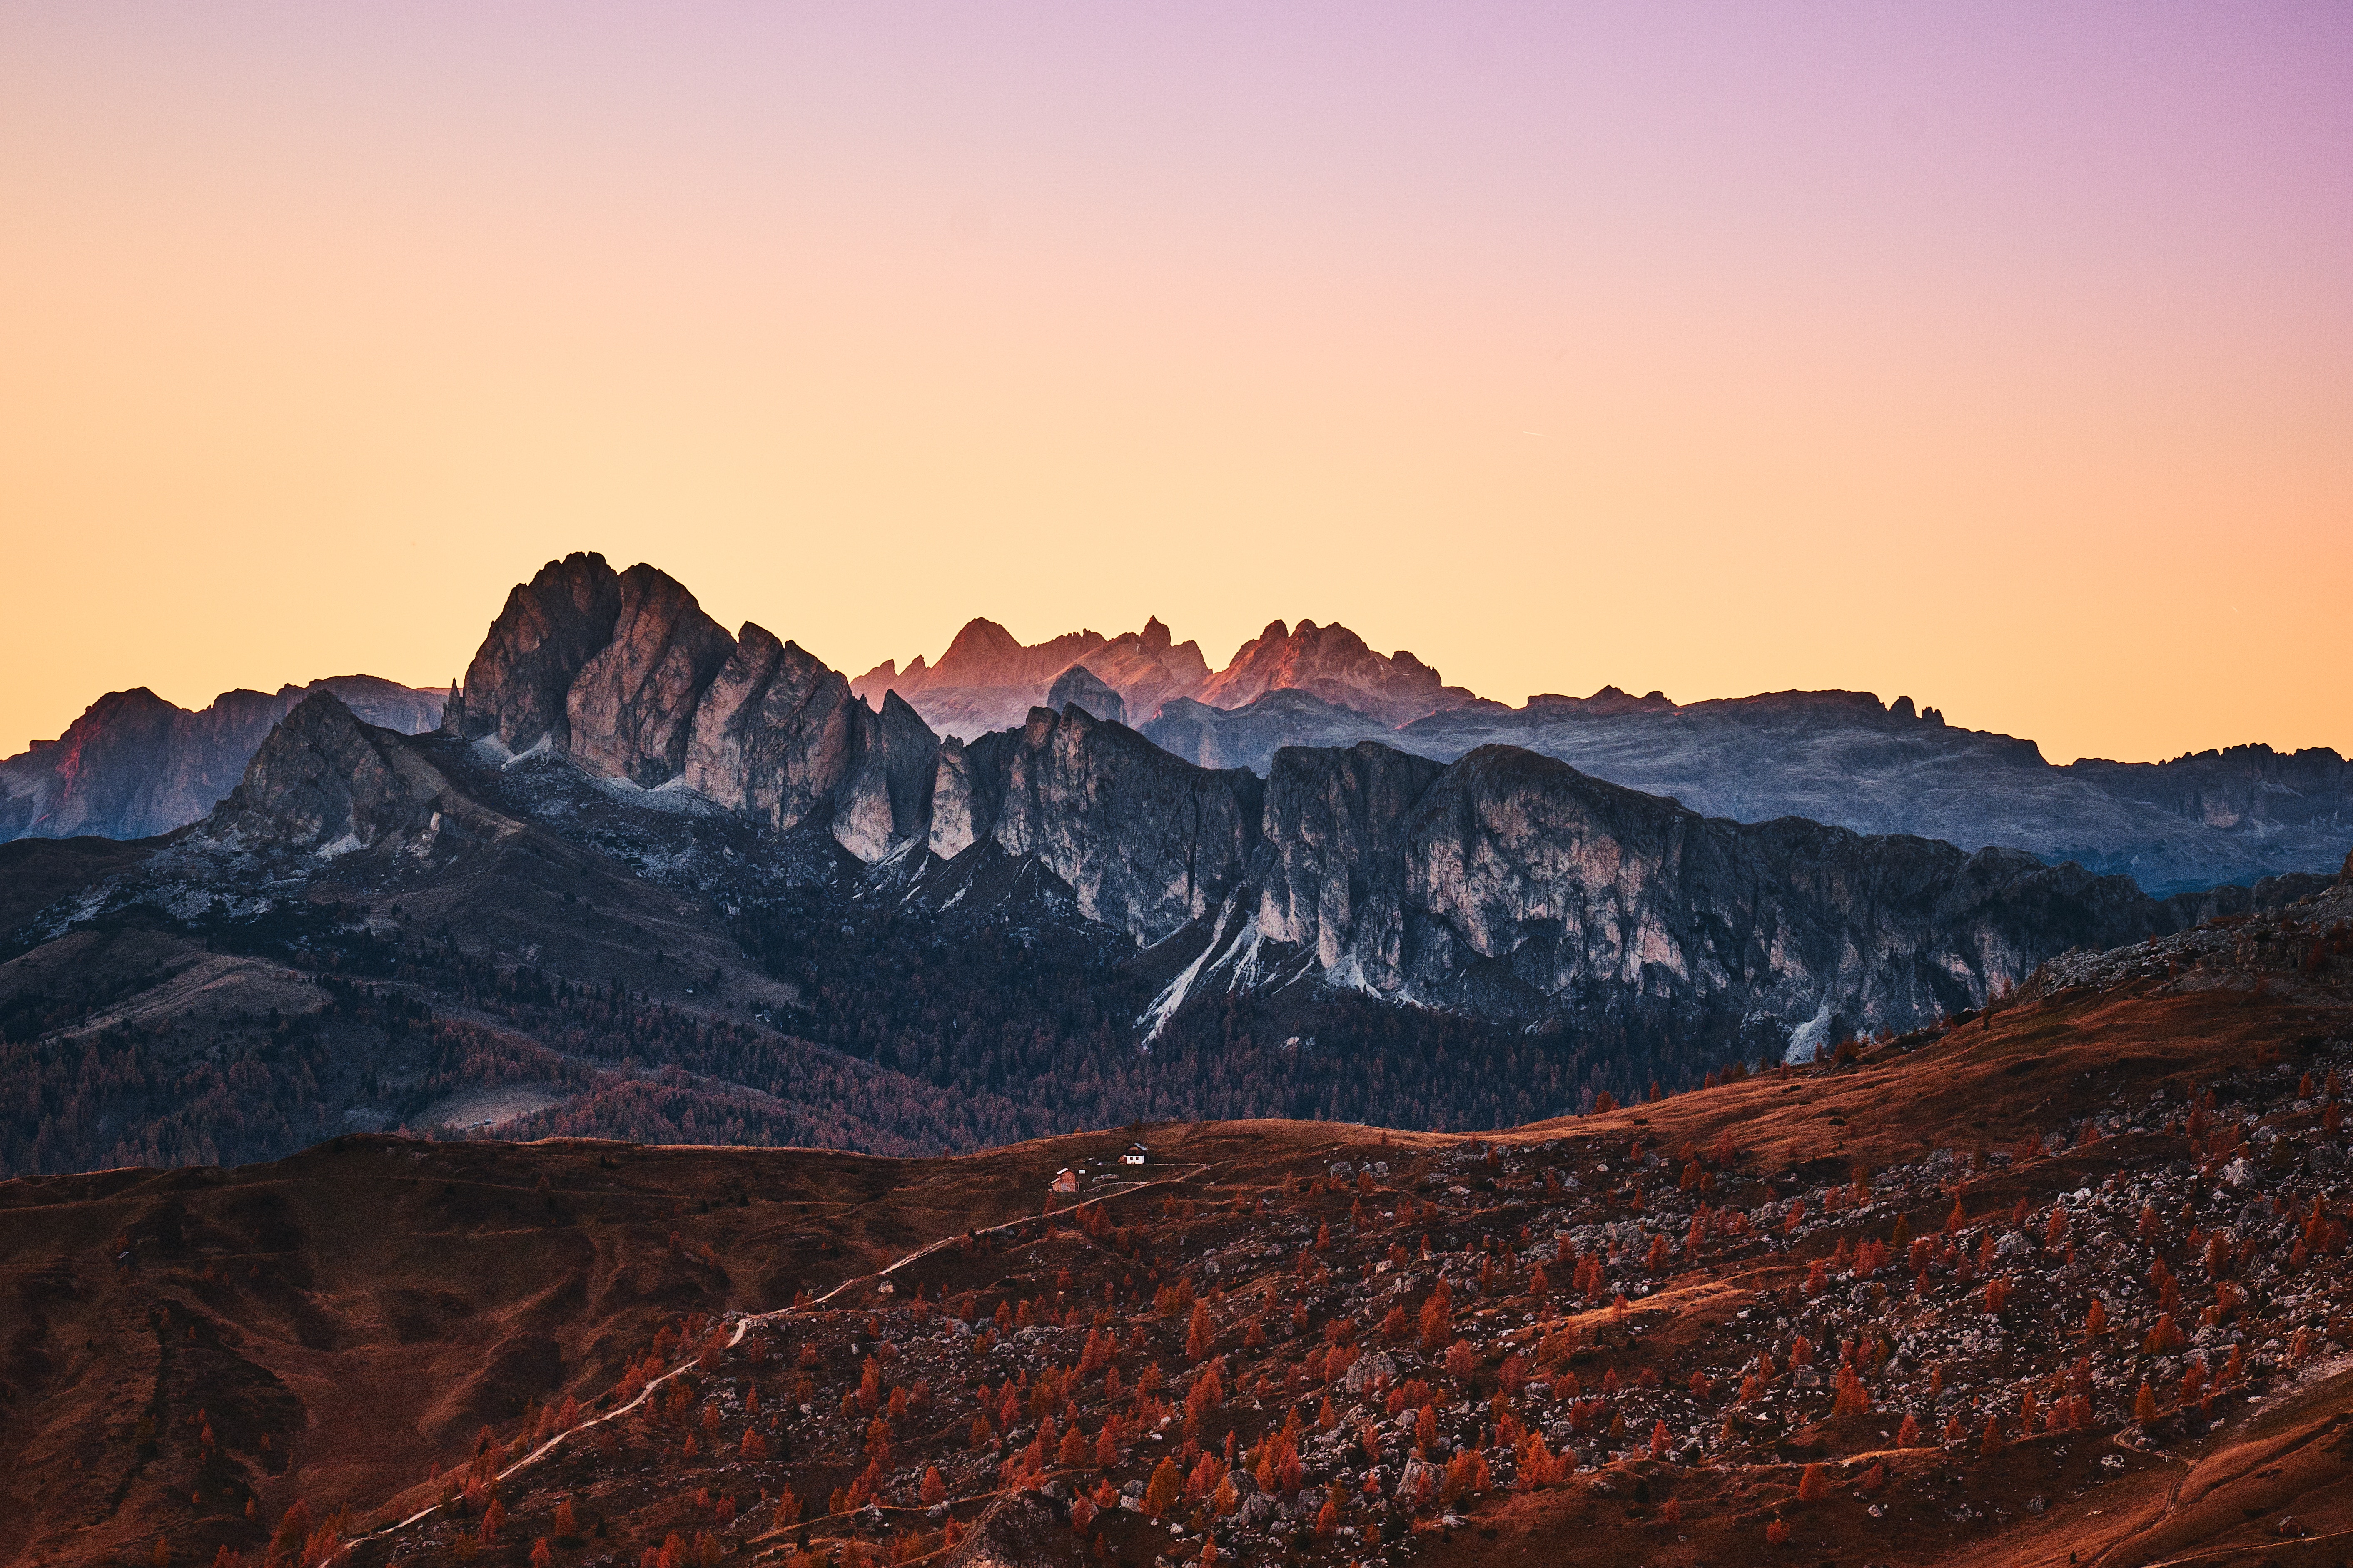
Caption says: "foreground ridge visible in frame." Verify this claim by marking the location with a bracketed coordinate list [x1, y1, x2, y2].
[5, 884, 2352, 1567]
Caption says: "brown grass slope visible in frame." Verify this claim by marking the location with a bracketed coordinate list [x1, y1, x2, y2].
[2, 894, 2350, 1568]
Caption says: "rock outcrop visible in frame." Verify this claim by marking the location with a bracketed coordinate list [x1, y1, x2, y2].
[832, 692, 939, 863]
[564, 564, 735, 786]
[212, 692, 459, 852]
[440, 557, 943, 861]
[446, 551, 626, 754]
[683, 623, 862, 832]
[1105, 739, 2178, 1048]
[1254, 741, 1445, 975]
[945, 707, 1260, 942]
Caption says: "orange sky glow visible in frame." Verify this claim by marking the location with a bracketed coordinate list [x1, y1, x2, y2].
[3, 3, 2347, 766]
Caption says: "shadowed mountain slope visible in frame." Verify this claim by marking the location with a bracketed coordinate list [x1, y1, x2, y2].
[0, 677, 444, 843]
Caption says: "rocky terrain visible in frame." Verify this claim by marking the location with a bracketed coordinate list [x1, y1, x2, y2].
[1150, 688, 2353, 898]
[0, 677, 444, 843]
[5, 874, 2351, 1568]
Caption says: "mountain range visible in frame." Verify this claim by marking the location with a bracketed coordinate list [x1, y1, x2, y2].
[6, 551, 2345, 1182]
[860, 614, 2351, 897]
[7, 581, 2344, 898]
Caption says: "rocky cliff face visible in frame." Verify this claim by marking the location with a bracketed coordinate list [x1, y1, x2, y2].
[1117, 739, 2172, 1051]
[2066, 744, 2351, 836]
[444, 555, 938, 862]
[683, 624, 863, 832]
[564, 563, 736, 786]
[446, 551, 626, 754]
[212, 691, 456, 852]
[945, 707, 1261, 943]
[1144, 684, 2351, 895]
[0, 677, 444, 844]
[160, 557, 2327, 1064]
[1194, 618, 1486, 727]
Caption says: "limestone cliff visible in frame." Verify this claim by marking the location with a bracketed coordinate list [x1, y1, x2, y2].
[448, 551, 626, 754]
[683, 623, 862, 832]
[564, 564, 735, 786]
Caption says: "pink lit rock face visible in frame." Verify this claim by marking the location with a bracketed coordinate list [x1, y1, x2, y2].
[850, 614, 1479, 739]
[851, 615, 1211, 740]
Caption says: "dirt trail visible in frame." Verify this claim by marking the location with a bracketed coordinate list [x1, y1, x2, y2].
[359, 1164, 1217, 1542]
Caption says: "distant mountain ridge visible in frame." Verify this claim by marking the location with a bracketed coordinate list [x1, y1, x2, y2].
[0, 676, 443, 841]
[1146, 684, 2352, 896]
[855, 611, 2351, 894]
[3, 580, 2346, 895]
[851, 613, 1480, 739]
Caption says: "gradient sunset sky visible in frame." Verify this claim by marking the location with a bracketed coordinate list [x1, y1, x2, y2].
[4, 3, 2347, 765]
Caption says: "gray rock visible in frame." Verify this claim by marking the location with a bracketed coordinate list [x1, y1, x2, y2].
[451, 550, 626, 754]
[1047, 665, 1127, 726]
[566, 563, 735, 786]
[0, 678, 443, 843]
[684, 624, 862, 832]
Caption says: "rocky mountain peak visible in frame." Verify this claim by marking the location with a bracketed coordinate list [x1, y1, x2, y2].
[214, 692, 441, 852]
[564, 563, 735, 786]
[2, 678, 443, 844]
[939, 615, 1025, 668]
[1195, 617, 1478, 727]
[449, 550, 626, 754]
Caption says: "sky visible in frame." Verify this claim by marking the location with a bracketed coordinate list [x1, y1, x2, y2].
[2, 2, 2348, 766]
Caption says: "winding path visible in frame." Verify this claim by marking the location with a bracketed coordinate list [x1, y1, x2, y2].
[359, 1163, 1218, 1544]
